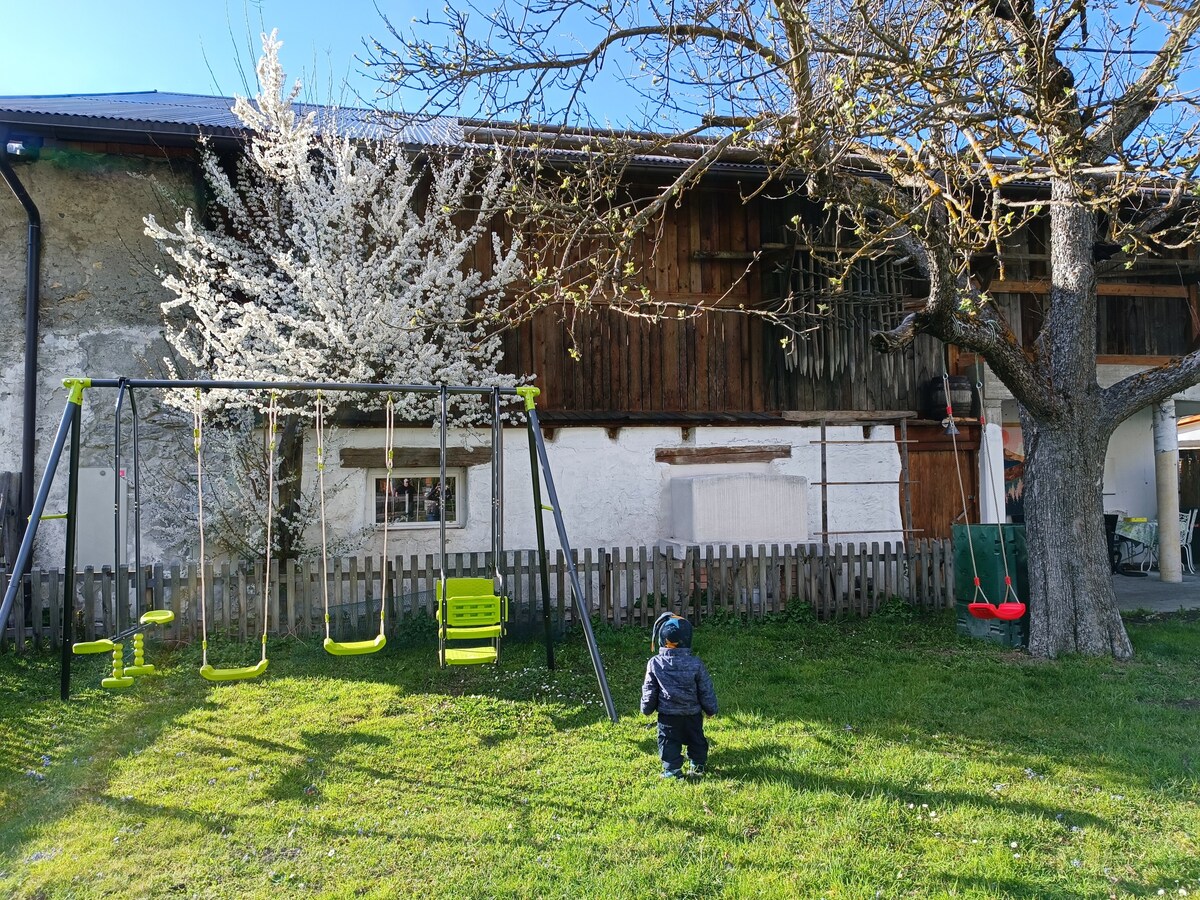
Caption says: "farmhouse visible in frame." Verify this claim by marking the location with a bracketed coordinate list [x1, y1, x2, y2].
[1, 91, 1196, 569]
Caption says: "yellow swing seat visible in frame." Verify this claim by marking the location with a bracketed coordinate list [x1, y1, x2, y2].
[437, 578, 506, 666]
[444, 646, 499, 666]
[200, 659, 269, 682]
[72, 638, 117, 655]
[323, 635, 387, 656]
[140, 609, 174, 626]
[101, 675, 135, 690]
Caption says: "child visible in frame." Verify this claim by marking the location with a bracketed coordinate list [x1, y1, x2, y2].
[641, 612, 718, 779]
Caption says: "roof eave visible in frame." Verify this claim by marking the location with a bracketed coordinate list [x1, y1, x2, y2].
[0, 111, 245, 149]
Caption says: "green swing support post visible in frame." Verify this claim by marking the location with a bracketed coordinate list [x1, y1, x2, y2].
[0, 378, 88, 699]
[520, 391, 556, 673]
[59, 379, 83, 701]
[517, 387, 618, 724]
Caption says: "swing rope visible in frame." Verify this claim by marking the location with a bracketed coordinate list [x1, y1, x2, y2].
[194, 389, 210, 669]
[192, 388, 275, 680]
[259, 393, 278, 666]
[943, 372, 990, 607]
[379, 396, 394, 638]
[976, 381, 1024, 609]
[318, 392, 331, 641]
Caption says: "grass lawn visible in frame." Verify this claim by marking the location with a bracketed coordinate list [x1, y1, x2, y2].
[1, 606, 1198, 899]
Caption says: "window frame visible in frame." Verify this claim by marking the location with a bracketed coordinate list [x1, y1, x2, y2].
[368, 467, 466, 530]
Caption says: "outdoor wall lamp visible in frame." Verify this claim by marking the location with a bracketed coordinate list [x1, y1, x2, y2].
[3, 136, 43, 160]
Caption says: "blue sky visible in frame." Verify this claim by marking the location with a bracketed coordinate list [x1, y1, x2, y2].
[0, 1, 397, 105]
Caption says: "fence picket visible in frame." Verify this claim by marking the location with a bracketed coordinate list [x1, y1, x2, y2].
[551, 549, 563, 627]
[18, 539, 957, 650]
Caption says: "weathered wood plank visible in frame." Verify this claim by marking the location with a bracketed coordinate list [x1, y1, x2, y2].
[339, 446, 492, 469]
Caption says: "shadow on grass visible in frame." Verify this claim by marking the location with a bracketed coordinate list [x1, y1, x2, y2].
[0, 657, 215, 858]
[4, 612, 1197, 881]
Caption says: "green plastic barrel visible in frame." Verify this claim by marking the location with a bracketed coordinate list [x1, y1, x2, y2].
[952, 523, 1029, 649]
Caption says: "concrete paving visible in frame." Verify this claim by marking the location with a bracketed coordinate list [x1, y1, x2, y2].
[1112, 568, 1200, 612]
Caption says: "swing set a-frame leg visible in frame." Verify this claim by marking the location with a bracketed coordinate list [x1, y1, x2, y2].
[0, 379, 89, 700]
[518, 387, 619, 724]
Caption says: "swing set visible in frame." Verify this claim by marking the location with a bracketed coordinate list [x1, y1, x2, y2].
[942, 373, 1028, 622]
[0, 377, 618, 722]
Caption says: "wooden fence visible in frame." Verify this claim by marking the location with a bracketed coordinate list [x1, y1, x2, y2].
[0, 540, 954, 652]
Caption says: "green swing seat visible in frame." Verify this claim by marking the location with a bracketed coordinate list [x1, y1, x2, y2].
[200, 659, 269, 682]
[437, 577, 507, 666]
[323, 634, 387, 656]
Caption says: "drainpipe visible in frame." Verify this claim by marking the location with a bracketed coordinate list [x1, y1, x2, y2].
[0, 136, 42, 562]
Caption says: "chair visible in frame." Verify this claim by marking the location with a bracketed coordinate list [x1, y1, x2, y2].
[1143, 509, 1197, 574]
[436, 577, 507, 666]
[1182, 508, 1198, 574]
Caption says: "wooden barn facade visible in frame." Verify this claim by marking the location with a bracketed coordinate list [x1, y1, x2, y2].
[4, 92, 1197, 566]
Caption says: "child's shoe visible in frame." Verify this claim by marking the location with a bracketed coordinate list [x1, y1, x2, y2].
[660, 767, 684, 779]
[689, 764, 705, 778]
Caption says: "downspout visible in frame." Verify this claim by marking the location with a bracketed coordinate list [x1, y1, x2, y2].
[0, 135, 43, 562]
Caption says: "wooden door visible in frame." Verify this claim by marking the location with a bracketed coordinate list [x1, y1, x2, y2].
[906, 423, 980, 540]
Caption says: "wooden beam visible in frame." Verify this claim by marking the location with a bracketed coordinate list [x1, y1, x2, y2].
[692, 250, 758, 261]
[780, 410, 918, 424]
[1096, 355, 1181, 366]
[654, 445, 793, 465]
[989, 279, 1189, 298]
[339, 447, 492, 469]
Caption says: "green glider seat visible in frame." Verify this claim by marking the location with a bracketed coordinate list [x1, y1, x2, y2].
[72, 639, 117, 655]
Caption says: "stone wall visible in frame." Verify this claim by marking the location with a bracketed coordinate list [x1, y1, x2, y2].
[0, 144, 199, 563]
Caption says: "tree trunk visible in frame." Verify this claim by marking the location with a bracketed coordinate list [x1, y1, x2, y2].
[274, 415, 305, 562]
[1020, 407, 1133, 659]
[1018, 177, 1133, 659]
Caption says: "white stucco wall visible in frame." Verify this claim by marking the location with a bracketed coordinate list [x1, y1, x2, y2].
[305, 423, 903, 558]
[1103, 408, 1156, 518]
[983, 363, 1184, 522]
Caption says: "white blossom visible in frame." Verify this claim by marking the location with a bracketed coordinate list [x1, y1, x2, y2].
[145, 30, 524, 422]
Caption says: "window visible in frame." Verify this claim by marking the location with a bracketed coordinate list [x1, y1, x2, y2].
[372, 470, 462, 527]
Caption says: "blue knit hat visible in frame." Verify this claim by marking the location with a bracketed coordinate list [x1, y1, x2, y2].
[652, 612, 693, 650]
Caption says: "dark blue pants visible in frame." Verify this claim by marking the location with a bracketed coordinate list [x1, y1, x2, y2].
[657, 713, 708, 771]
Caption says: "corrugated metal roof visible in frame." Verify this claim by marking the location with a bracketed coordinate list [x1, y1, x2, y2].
[0, 90, 765, 175]
[0, 90, 462, 145]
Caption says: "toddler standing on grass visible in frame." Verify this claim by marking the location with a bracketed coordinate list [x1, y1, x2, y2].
[640, 613, 718, 779]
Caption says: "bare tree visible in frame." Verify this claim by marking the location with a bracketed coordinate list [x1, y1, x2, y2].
[371, 0, 1200, 658]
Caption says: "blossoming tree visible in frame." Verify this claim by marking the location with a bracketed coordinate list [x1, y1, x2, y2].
[145, 32, 522, 556]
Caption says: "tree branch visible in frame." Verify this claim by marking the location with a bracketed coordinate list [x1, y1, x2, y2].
[1102, 351, 1200, 427]
[1087, 0, 1200, 159]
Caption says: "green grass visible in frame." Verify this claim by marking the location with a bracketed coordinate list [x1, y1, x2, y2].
[1, 607, 1198, 899]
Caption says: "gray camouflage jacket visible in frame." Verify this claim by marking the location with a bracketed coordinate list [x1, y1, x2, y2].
[640, 647, 718, 717]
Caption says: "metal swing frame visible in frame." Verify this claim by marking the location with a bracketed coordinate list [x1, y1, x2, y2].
[0, 376, 618, 722]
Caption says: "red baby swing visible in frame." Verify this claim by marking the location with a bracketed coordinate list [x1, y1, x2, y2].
[943, 373, 1028, 622]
